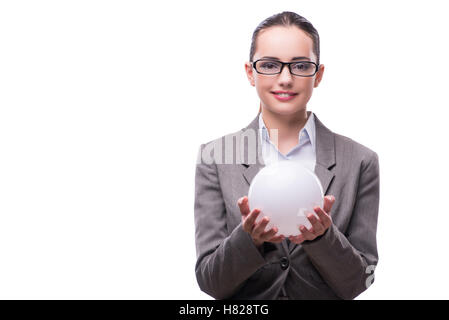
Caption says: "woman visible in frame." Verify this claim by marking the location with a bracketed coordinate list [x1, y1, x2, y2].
[194, 11, 379, 300]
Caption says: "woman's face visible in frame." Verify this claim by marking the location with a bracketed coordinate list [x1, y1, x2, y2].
[245, 26, 324, 116]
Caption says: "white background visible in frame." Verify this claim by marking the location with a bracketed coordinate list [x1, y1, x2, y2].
[1, 0, 448, 299]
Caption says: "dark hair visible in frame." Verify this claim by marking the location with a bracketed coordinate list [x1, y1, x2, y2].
[249, 11, 320, 65]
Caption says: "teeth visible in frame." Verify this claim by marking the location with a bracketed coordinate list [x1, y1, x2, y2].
[275, 93, 293, 97]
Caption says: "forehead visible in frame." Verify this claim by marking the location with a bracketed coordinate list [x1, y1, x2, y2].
[254, 26, 315, 61]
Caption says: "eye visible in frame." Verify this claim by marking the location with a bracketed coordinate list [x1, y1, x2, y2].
[292, 62, 312, 71]
[260, 62, 278, 69]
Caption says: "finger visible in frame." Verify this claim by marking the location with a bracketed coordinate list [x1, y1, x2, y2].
[299, 225, 316, 241]
[306, 213, 325, 235]
[260, 226, 279, 241]
[260, 229, 277, 242]
[238, 196, 250, 217]
[323, 195, 335, 214]
[313, 206, 332, 229]
[269, 235, 285, 243]
[289, 234, 305, 244]
[242, 208, 261, 232]
[252, 216, 270, 239]
[267, 228, 285, 243]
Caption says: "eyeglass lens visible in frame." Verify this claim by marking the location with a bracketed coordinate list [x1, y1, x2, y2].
[256, 60, 316, 76]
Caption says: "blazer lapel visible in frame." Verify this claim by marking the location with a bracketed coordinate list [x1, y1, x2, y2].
[241, 112, 265, 185]
[313, 114, 336, 196]
[240, 111, 336, 254]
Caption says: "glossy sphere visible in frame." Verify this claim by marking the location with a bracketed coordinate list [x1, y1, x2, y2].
[248, 161, 324, 236]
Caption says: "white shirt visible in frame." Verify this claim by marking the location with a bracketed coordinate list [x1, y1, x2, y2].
[258, 111, 317, 172]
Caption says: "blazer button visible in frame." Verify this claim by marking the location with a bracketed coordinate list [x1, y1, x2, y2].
[280, 257, 289, 270]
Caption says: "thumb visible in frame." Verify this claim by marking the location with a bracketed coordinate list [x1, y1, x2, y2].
[323, 195, 335, 214]
[238, 196, 250, 217]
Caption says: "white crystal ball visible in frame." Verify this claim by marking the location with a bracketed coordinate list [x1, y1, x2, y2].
[248, 161, 324, 236]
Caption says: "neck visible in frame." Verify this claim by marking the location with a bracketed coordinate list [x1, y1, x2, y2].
[260, 105, 310, 142]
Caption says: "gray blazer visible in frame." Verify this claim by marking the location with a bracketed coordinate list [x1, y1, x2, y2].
[194, 111, 380, 300]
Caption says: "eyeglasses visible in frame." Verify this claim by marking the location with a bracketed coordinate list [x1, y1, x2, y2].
[252, 59, 319, 77]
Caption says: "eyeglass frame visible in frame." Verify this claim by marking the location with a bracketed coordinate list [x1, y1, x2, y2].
[251, 59, 320, 77]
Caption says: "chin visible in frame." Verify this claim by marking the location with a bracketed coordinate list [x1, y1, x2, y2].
[266, 105, 305, 116]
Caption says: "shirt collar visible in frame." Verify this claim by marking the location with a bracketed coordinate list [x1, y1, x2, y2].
[258, 111, 316, 150]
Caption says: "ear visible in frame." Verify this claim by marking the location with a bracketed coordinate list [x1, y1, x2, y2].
[245, 61, 256, 87]
[314, 64, 325, 88]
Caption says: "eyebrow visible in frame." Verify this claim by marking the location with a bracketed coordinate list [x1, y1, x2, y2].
[260, 56, 312, 61]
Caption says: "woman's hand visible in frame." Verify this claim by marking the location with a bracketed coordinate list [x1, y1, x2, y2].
[237, 196, 285, 248]
[289, 195, 335, 244]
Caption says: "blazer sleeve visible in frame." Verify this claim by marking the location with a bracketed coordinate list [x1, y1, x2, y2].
[301, 151, 380, 299]
[194, 144, 267, 299]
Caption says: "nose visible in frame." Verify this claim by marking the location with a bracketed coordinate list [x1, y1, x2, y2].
[278, 64, 294, 86]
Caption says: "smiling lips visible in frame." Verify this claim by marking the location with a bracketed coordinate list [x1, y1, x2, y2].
[272, 91, 298, 101]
